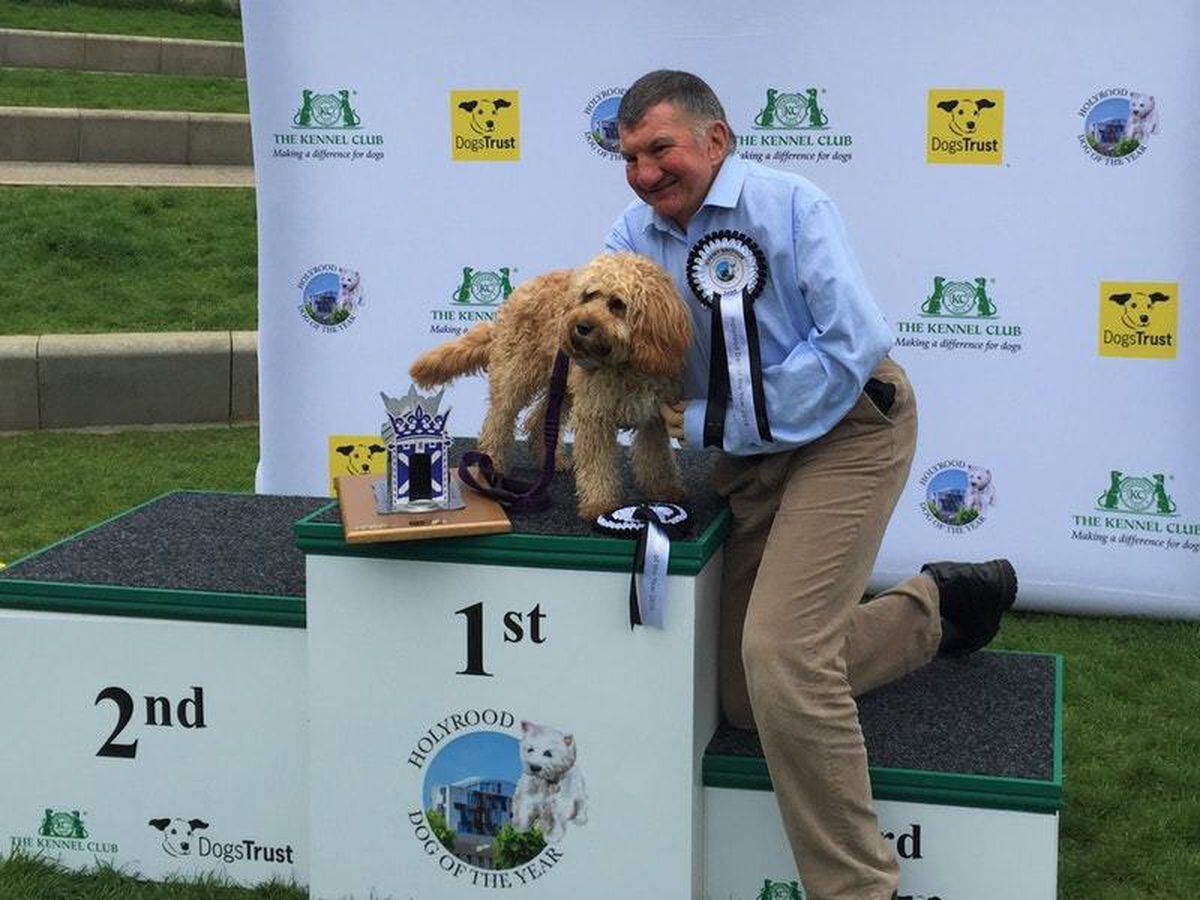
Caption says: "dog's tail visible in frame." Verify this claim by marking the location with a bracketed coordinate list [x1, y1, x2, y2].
[409, 322, 493, 387]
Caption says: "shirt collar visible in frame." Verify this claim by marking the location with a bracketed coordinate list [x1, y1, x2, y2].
[643, 153, 748, 237]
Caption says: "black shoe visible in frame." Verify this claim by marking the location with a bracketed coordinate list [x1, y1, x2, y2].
[921, 559, 1017, 657]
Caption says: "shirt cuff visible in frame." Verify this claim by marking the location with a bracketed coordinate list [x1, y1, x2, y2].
[683, 399, 707, 449]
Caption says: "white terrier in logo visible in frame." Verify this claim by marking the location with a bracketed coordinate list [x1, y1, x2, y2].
[1124, 93, 1158, 143]
[338, 268, 361, 312]
[511, 721, 588, 844]
[964, 466, 997, 512]
[148, 817, 208, 857]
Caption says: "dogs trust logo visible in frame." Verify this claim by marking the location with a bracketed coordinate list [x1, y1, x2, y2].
[451, 91, 520, 161]
[738, 87, 854, 167]
[894, 277, 1023, 355]
[297, 264, 363, 333]
[148, 816, 296, 865]
[272, 88, 385, 164]
[927, 89, 1004, 164]
[583, 88, 624, 161]
[1098, 281, 1177, 359]
[430, 265, 516, 337]
[919, 460, 996, 532]
[405, 709, 580, 887]
[1078, 88, 1159, 165]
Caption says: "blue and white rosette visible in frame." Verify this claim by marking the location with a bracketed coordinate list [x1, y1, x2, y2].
[686, 231, 772, 448]
[595, 503, 690, 629]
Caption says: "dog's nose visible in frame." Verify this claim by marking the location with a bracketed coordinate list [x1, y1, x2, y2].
[575, 321, 593, 337]
[181, 842, 189, 851]
[530, 764, 542, 773]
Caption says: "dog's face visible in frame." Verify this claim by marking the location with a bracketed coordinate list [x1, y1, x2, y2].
[458, 98, 512, 135]
[1109, 291, 1168, 331]
[148, 817, 208, 857]
[936, 98, 996, 136]
[519, 721, 576, 781]
[967, 466, 992, 492]
[562, 253, 691, 378]
[336, 442, 386, 474]
[1128, 93, 1155, 121]
[339, 268, 360, 296]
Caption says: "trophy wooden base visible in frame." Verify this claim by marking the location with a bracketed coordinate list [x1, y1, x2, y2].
[334, 473, 510, 543]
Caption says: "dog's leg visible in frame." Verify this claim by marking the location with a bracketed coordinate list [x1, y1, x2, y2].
[631, 414, 684, 502]
[571, 411, 622, 519]
[477, 370, 533, 474]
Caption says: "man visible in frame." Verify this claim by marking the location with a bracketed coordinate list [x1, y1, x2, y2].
[605, 70, 1016, 900]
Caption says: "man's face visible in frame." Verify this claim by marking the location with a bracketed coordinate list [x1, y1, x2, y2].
[619, 101, 729, 230]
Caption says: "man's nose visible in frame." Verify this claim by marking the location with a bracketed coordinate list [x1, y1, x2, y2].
[631, 159, 661, 188]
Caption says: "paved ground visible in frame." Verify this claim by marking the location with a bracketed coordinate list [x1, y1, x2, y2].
[0, 160, 253, 186]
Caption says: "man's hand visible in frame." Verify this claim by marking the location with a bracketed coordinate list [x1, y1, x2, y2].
[660, 401, 686, 445]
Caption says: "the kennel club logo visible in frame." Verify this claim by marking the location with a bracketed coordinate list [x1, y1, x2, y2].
[7, 808, 119, 855]
[296, 264, 362, 333]
[1071, 469, 1200, 553]
[452, 90, 520, 161]
[894, 277, 1023, 355]
[919, 460, 996, 532]
[406, 709, 582, 886]
[1099, 281, 1177, 359]
[431, 265, 518, 337]
[148, 816, 296, 865]
[926, 89, 1004, 164]
[583, 87, 624, 161]
[738, 86, 854, 166]
[1078, 88, 1159, 166]
[271, 88, 385, 163]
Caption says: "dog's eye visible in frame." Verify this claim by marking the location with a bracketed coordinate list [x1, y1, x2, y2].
[607, 297, 627, 316]
[543, 750, 552, 757]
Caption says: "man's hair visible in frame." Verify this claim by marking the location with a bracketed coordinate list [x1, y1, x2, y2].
[618, 70, 737, 154]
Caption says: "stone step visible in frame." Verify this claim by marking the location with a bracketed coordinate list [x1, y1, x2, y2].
[0, 331, 258, 432]
[0, 27, 244, 77]
[0, 105, 251, 165]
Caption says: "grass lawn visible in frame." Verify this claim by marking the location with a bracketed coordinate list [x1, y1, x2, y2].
[0, 0, 241, 42]
[0, 66, 248, 112]
[0, 186, 256, 334]
[1, 427, 1198, 898]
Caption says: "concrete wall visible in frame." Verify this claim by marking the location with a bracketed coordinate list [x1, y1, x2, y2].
[0, 28, 245, 78]
[1, 332, 258, 432]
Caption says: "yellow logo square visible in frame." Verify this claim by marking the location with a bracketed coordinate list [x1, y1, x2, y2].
[1099, 282, 1178, 359]
[451, 90, 520, 161]
[328, 434, 388, 496]
[927, 89, 1004, 165]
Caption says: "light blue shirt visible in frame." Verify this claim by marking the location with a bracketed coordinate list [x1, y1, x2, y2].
[605, 154, 893, 455]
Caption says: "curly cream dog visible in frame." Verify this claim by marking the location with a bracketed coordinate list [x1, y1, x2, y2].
[410, 252, 690, 518]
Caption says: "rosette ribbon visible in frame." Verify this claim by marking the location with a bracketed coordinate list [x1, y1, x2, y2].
[594, 503, 690, 629]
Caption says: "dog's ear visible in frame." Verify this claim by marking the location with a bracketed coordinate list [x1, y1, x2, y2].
[1108, 293, 1131, 306]
[937, 99, 959, 113]
[1148, 292, 1170, 304]
[976, 98, 996, 110]
[336, 445, 357, 456]
[520, 720, 535, 734]
[368, 444, 386, 454]
[562, 733, 574, 748]
[458, 100, 478, 113]
[629, 283, 693, 379]
[189, 819, 209, 830]
[148, 818, 170, 831]
[493, 98, 512, 110]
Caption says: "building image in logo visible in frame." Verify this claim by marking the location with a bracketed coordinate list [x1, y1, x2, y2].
[452, 267, 514, 306]
[451, 91, 520, 161]
[922, 276, 998, 318]
[1078, 88, 1159, 165]
[292, 89, 361, 130]
[297, 265, 362, 333]
[738, 86, 853, 166]
[1098, 281, 1177, 359]
[927, 89, 1004, 164]
[583, 88, 624, 160]
[919, 460, 996, 531]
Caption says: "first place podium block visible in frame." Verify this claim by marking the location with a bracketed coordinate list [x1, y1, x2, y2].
[297, 451, 730, 900]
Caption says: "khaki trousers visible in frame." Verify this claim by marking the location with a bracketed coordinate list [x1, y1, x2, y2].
[713, 357, 941, 900]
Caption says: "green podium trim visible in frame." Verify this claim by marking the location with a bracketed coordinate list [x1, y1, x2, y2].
[703, 654, 1064, 815]
[294, 501, 732, 577]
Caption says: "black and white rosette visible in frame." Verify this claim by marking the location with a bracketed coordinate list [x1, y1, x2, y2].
[595, 503, 690, 629]
[686, 230, 772, 448]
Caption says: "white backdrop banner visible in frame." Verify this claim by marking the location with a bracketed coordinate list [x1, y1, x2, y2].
[243, 1, 1198, 618]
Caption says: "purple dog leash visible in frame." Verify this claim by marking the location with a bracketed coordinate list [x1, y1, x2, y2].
[457, 350, 570, 513]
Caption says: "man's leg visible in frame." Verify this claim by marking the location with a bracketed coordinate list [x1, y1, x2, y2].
[739, 363, 920, 900]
